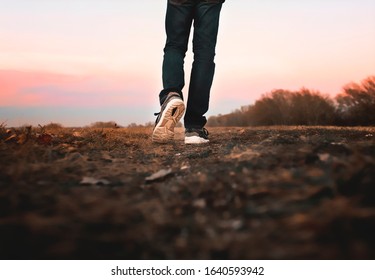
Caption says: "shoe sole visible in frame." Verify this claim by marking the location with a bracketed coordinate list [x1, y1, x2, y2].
[184, 136, 210, 144]
[152, 99, 185, 143]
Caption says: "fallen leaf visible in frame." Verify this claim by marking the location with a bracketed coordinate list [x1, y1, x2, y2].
[228, 148, 260, 159]
[181, 162, 190, 170]
[5, 134, 17, 143]
[80, 176, 110, 185]
[145, 168, 172, 182]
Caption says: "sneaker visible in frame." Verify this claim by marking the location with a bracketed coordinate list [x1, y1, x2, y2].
[184, 128, 209, 144]
[152, 92, 185, 143]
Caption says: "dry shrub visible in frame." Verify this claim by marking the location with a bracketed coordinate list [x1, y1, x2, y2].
[43, 122, 64, 130]
[207, 76, 375, 127]
[0, 122, 8, 141]
[336, 76, 375, 125]
[89, 121, 119, 129]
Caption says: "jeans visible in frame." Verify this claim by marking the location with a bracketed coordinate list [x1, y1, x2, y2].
[160, 0, 223, 129]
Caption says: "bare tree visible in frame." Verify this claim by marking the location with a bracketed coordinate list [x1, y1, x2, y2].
[336, 76, 375, 125]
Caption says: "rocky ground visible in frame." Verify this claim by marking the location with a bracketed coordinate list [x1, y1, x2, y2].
[0, 125, 374, 259]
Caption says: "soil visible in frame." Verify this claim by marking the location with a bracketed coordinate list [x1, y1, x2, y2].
[0, 126, 374, 259]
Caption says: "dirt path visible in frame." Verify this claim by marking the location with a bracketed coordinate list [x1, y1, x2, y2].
[1, 126, 374, 259]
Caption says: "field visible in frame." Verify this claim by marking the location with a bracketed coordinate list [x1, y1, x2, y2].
[0, 126, 374, 259]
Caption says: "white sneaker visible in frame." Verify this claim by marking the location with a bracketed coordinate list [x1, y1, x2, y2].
[184, 128, 209, 144]
[152, 92, 185, 143]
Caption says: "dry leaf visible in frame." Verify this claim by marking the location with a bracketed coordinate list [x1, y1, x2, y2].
[80, 176, 110, 185]
[180, 162, 190, 170]
[5, 134, 17, 143]
[229, 148, 260, 159]
[145, 168, 172, 182]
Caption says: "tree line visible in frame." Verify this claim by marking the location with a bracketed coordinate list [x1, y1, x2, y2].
[207, 76, 375, 127]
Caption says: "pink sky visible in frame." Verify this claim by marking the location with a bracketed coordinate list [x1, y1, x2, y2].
[1, 1, 374, 126]
[0, 70, 152, 107]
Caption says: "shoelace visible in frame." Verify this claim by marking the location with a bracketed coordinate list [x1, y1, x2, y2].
[202, 128, 209, 136]
[153, 112, 160, 126]
[154, 108, 177, 118]
[201, 128, 209, 137]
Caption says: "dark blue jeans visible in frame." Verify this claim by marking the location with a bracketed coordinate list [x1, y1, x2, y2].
[160, 0, 223, 129]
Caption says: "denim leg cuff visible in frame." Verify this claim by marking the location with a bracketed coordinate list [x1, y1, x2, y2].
[159, 88, 184, 105]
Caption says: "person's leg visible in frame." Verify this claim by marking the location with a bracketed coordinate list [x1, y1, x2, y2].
[184, 1, 222, 129]
[160, 0, 195, 105]
[153, 1, 195, 143]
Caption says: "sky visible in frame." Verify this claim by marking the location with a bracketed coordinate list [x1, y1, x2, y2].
[0, 0, 374, 127]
